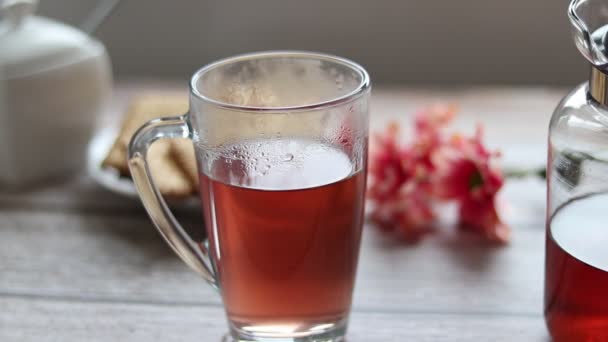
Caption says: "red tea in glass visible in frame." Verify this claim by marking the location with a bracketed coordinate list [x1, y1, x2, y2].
[545, 194, 608, 341]
[199, 138, 366, 334]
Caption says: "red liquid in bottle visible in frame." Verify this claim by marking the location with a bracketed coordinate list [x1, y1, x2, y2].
[545, 194, 608, 341]
[199, 138, 366, 328]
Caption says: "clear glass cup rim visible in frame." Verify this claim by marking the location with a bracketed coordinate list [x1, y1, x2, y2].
[189, 50, 371, 113]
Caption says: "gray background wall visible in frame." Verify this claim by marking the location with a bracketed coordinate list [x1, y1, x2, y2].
[39, 0, 587, 85]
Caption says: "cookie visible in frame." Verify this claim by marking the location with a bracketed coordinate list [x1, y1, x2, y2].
[170, 138, 199, 189]
[147, 139, 194, 198]
[101, 93, 189, 174]
[101, 94, 194, 198]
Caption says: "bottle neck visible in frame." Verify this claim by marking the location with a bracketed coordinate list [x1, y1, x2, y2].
[590, 67, 608, 105]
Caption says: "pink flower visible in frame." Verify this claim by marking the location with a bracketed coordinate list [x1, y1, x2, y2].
[370, 179, 435, 241]
[368, 106, 509, 244]
[414, 104, 456, 150]
[459, 199, 510, 243]
[368, 123, 409, 202]
[409, 105, 457, 172]
[368, 123, 434, 240]
[433, 126, 510, 243]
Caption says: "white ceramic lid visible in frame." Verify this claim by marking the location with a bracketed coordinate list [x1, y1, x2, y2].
[0, 0, 105, 80]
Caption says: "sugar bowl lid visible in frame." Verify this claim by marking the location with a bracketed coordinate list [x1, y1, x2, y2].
[0, 0, 105, 80]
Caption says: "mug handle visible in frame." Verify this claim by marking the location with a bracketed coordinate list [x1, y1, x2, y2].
[128, 113, 217, 287]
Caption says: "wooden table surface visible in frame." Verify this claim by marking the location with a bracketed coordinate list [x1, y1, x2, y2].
[0, 81, 567, 341]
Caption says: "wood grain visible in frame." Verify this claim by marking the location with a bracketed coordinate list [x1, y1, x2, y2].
[0, 83, 560, 340]
[0, 297, 549, 342]
[0, 179, 545, 316]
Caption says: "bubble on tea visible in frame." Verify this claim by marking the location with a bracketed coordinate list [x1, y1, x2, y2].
[283, 153, 294, 162]
[208, 138, 354, 190]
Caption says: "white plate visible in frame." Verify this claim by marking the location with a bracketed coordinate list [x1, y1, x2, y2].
[87, 127, 140, 198]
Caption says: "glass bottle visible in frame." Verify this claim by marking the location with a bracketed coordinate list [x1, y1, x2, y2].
[545, 0, 608, 340]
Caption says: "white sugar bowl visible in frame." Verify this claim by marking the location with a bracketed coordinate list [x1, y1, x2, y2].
[0, 0, 112, 186]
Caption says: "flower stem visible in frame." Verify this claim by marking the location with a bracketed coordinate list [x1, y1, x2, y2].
[503, 167, 546, 180]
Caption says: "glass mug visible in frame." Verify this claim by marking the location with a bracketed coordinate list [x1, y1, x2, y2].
[128, 51, 370, 341]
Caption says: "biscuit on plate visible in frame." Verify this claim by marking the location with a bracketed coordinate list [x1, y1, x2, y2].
[171, 138, 199, 190]
[147, 139, 193, 198]
[101, 94, 195, 198]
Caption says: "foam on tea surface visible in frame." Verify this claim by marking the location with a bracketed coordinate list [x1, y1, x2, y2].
[204, 138, 354, 191]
